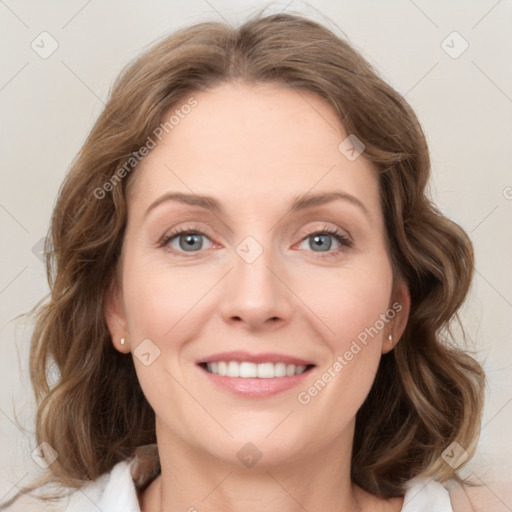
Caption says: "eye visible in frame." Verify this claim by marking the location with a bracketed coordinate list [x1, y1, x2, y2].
[160, 226, 214, 254]
[297, 226, 352, 256]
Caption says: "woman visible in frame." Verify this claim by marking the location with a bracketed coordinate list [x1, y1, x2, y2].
[3, 9, 506, 512]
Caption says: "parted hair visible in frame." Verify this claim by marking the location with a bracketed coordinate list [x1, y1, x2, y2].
[7, 8, 485, 506]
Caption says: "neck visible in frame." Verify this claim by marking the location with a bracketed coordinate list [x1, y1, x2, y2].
[139, 422, 383, 512]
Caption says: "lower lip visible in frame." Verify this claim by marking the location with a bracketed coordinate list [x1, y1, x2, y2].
[198, 365, 314, 398]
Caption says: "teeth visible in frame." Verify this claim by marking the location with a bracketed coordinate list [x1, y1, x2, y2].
[205, 361, 308, 378]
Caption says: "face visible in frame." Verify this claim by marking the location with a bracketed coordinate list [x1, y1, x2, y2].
[106, 81, 410, 467]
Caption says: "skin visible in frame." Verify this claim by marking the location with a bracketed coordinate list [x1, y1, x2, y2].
[105, 81, 410, 512]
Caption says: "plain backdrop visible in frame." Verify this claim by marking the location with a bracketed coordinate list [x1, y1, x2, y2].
[1, 0, 511, 502]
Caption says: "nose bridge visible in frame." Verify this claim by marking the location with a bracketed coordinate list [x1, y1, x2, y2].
[219, 232, 293, 327]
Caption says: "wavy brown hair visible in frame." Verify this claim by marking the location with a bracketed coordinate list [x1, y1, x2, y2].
[5, 8, 485, 507]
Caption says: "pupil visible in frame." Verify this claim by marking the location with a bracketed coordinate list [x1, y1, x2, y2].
[181, 234, 202, 251]
[312, 234, 331, 251]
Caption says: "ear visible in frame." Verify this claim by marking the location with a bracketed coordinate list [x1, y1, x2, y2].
[382, 279, 411, 354]
[104, 277, 130, 354]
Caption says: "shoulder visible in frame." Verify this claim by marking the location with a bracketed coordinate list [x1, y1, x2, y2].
[443, 478, 512, 512]
[402, 477, 453, 511]
[64, 458, 139, 511]
[402, 476, 512, 512]
[2, 444, 160, 512]
[2, 464, 134, 512]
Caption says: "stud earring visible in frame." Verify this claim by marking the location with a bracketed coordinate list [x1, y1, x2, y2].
[120, 337, 125, 345]
[388, 334, 393, 344]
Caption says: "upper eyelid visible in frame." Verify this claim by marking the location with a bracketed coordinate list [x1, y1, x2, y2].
[163, 223, 347, 238]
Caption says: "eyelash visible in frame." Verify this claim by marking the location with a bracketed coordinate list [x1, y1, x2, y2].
[159, 224, 353, 258]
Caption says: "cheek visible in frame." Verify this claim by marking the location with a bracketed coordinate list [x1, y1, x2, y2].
[298, 260, 394, 348]
[294, 261, 393, 423]
[121, 259, 207, 436]
[121, 252, 212, 339]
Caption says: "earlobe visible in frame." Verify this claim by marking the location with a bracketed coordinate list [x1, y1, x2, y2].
[382, 280, 411, 354]
[104, 278, 130, 353]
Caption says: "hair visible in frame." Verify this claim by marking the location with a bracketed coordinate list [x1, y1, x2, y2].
[4, 7, 485, 508]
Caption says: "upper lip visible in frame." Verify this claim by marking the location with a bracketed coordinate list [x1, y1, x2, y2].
[197, 351, 315, 366]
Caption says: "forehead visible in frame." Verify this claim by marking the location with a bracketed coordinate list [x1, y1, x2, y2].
[127, 81, 381, 220]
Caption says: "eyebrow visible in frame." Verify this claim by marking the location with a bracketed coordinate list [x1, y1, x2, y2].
[144, 190, 370, 219]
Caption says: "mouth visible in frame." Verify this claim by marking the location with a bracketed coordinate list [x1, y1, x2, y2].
[196, 351, 316, 397]
[199, 361, 315, 378]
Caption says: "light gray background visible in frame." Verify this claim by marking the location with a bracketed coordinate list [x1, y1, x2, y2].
[1, 0, 511, 502]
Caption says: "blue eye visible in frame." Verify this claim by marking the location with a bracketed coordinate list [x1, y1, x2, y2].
[298, 228, 352, 254]
[308, 233, 336, 251]
[175, 233, 205, 252]
[161, 229, 214, 253]
[160, 225, 352, 257]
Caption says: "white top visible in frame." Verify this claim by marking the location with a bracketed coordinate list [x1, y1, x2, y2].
[58, 459, 454, 512]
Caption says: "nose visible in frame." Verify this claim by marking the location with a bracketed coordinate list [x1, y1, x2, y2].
[218, 239, 295, 331]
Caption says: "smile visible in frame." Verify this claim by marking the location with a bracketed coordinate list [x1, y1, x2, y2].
[203, 361, 312, 378]
[196, 351, 316, 397]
